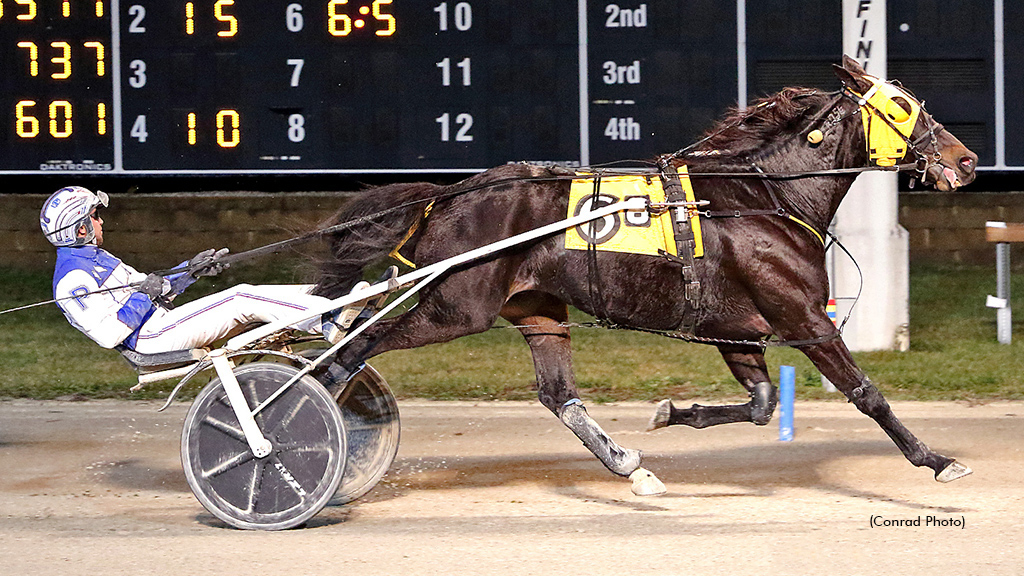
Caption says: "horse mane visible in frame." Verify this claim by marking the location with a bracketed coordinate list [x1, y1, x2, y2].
[693, 88, 832, 156]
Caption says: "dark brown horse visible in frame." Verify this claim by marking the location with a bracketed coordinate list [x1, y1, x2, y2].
[314, 57, 978, 493]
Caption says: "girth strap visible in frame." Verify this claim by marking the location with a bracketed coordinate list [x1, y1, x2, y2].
[656, 157, 702, 335]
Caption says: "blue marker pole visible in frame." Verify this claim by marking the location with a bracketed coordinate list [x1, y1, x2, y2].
[779, 365, 795, 442]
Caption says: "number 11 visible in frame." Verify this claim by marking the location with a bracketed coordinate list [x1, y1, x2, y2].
[436, 57, 470, 87]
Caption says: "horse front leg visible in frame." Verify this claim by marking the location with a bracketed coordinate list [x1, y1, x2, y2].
[799, 337, 971, 483]
[650, 345, 778, 430]
[503, 295, 665, 495]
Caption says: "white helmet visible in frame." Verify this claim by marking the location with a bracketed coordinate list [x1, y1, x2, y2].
[40, 186, 109, 247]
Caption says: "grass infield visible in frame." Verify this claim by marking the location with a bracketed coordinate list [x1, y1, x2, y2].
[0, 263, 1020, 402]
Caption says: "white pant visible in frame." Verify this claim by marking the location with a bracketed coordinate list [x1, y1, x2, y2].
[133, 284, 329, 354]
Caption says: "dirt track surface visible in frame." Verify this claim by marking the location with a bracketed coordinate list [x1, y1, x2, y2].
[1, 399, 1023, 575]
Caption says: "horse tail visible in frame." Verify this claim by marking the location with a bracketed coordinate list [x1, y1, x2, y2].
[313, 182, 441, 298]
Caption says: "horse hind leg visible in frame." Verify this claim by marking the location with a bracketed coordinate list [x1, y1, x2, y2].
[502, 292, 665, 495]
[650, 346, 777, 430]
[560, 400, 666, 495]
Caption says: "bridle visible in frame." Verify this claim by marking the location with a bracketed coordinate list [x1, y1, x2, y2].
[836, 76, 948, 186]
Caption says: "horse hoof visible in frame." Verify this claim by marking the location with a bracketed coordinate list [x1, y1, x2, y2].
[629, 467, 667, 496]
[935, 460, 973, 483]
[648, 400, 673, 431]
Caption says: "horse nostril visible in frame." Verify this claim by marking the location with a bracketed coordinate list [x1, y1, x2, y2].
[959, 156, 975, 172]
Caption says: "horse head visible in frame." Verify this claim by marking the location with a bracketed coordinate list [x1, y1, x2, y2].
[832, 55, 977, 191]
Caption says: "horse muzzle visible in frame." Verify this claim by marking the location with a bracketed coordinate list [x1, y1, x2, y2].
[924, 153, 977, 191]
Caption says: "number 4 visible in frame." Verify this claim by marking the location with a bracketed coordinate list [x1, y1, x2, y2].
[287, 58, 304, 87]
[130, 115, 148, 142]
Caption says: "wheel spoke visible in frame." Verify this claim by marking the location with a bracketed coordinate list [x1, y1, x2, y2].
[275, 441, 334, 453]
[214, 392, 231, 410]
[201, 415, 247, 443]
[244, 378, 266, 429]
[267, 394, 309, 437]
[202, 449, 256, 479]
[246, 459, 269, 514]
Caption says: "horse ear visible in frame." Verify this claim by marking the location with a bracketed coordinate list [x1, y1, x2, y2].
[833, 56, 872, 93]
[842, 54, 866, 74]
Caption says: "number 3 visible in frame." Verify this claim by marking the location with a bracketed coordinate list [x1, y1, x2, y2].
[128, 59, 146, 88]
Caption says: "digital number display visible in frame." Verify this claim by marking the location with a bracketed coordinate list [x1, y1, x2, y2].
[1, 1, 738, 174]
[2, 0, 113, 171]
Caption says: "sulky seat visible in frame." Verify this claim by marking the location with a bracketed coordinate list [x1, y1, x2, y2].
[115, 345, 207, 374]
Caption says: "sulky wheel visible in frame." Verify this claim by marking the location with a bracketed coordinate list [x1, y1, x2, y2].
[331, 364, 400, 504]
[181, 362, 346, 530]
[300, 352, 401, 505]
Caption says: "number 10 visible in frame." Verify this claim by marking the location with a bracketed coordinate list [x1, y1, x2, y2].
[185, 110, 241, 148]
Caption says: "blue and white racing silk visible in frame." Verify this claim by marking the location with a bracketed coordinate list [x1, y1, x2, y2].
[54, 246, 336, 354]
[54, 246, 334, 355]
[53, 246, 154, 349]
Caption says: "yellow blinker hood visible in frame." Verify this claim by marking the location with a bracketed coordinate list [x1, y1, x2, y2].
[850, 75, 922, 167]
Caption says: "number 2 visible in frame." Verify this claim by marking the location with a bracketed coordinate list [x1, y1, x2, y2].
[127, 5, 146, 32]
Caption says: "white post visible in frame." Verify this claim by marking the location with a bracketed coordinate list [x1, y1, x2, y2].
[836, 0, 910, 352]
[993, 242, 1012, 344]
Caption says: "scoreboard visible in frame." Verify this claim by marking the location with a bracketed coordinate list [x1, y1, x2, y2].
[0, 0, 1017, 176]
[0, 0, 736, 174]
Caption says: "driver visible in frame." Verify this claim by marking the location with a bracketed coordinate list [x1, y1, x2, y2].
[40, 186, 381, 355]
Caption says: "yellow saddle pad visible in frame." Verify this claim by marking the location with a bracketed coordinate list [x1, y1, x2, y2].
[565, 171, 703, 258]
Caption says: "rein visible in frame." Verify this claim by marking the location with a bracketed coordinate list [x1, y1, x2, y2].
[151, 161, 909, 276]
[3, 81, 934, 319]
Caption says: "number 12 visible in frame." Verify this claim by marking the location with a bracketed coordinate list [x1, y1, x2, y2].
[436, 112, 472, 142]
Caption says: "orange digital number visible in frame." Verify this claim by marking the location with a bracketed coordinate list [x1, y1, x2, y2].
[216, 110, 240, 147]
[49, 100, 73, 138]
[50, 41, 72, 79]
[17, 41, 39, 76]
[373, 0, 395, 36]
[214, 0, 237, 37]
[16, 0, 36, 20]
[16, 100, 40, 138]
[96, 102, 107, 135]
[185, 2, 194, 34]
[328, 0, 351, 36]
[84, 41, 105, 76]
